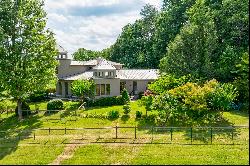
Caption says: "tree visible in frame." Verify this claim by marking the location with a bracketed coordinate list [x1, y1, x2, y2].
[109, 4, 158, 69]
[73, 48, 99, 61]
[0, 0, 58, 120]
[121, 88, 130, 104]
[232, 51, 249, 110]
[73, 47, 110, 61]
[160, 0, 218, 79]
[71, 79, 95, 104]
[140, 95, 153, 116]
[160, 0, 248, 82]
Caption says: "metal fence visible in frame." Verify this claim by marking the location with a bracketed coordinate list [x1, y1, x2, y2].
[0, 126, 248, 145]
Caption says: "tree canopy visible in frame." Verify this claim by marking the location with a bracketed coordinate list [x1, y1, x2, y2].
[0, 0, 58, 119]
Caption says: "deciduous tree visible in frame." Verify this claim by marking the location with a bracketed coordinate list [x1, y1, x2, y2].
[0, 0, 58, 120]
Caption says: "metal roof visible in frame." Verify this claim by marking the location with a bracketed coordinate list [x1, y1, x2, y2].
[117, 69, 159, 80]
[70, 61, 86, 66]
[70, 59, 123, 66]
[59, 69, 159, 81]
[59, 71, 93, 81]
[93, 59, 116, 70]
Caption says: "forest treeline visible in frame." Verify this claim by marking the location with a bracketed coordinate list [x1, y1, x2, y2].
[73, 0, 249, 107]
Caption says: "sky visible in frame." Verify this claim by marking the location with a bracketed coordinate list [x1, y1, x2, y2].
[44, 0, 162, 56]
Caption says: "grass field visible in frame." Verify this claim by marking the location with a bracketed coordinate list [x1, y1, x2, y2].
[0, 100, 249, 165]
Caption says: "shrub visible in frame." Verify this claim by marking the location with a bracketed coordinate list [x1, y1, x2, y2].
[135, 111, 142, 119]
[138, 92, 144, 99]
[47, 99, 64, 110]
[0, 99, 16, 110]
[123, 104, 131, 114]
[15, 102, 31, 116]
[65, 101, 81, 110]
[207, 83, 238, 111]
[121, 89, 130, 104]
[86, 96, 124, 107]
[115, 96, 124, 105]
[153, 79, 238, 126]
[148, 74, 192, 94]
[107, 110, 120, 119]
[28, 91, 47, 102]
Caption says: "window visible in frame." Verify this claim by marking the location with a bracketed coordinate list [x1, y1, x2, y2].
[105, 72, 108, 77]
[98, 72, 101, 77]
[95, 84, 100, 96]
[96, 84, 111, 96]
[106, 84, 110, 95]
[101, 84, 105, 95]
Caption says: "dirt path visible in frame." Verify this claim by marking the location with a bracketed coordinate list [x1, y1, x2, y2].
[48, 140, 83, 165]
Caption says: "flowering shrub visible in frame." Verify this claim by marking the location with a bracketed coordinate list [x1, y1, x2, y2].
[152, 79, 238, 126]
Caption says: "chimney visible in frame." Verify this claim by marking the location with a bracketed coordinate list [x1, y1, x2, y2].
[97, 57, 102, 64]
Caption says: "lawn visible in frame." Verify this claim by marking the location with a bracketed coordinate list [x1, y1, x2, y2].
[62, 144, 249, 165]
[0, 100, 249, 165]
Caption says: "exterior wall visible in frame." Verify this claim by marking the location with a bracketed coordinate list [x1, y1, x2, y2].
[137, 80, 150, 93]
[124, 80, 152, 95]
[93, 78, 120, 98]
[57, 59, 87, 77]
[124, 80, 133, 94]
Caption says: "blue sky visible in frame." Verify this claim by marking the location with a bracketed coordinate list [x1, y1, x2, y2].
[44, 0, 162, 56]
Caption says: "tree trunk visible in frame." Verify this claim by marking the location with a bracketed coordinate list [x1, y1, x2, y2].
[17, 99, 23, 120]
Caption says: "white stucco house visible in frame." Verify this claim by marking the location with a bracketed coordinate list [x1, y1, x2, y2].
[56, 46, 159, 98]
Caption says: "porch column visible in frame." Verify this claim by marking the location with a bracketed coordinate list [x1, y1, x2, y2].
[68, 82, 72, 97]
[61, 82, 66, 97]
[56, 82, 60, 95]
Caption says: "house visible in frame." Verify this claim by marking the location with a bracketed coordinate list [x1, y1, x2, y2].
[56, 46, 159, 98]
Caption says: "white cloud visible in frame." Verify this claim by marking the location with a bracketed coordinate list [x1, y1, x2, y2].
[44, 0, 162, 56]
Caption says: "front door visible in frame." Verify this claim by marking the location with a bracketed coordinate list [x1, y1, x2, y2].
[133, 81, 137, 95]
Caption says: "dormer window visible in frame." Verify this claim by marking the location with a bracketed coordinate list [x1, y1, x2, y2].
[109, 72, 114, 77]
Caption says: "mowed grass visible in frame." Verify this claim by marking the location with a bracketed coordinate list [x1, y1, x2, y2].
[61, 144, 249, 165]
[0, 145, 64, 165]
[0, 100, 249, 165]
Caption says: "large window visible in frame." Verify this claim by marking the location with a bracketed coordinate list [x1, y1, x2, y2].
[106, 84, 110, 95]
[101, 84, 105, 95]
[95, 84, 100, 96]
[95, 84, 111, 96]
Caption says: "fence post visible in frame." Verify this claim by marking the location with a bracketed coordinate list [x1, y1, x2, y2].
[34, 132, 35, 140]
[190, 127, 193, 144]
[151, 126, 154, 143]
[231, 127, 234, 144]
[115, 126, 118, 139]
[65, 128, 67, 135]
[134, 126, 137, 139]
[210, 127, 213, 144]
[49, 128, 51, 135]
[170, 127, 173, 142]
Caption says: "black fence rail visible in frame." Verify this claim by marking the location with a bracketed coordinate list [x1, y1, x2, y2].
[0, 126, 248, 145]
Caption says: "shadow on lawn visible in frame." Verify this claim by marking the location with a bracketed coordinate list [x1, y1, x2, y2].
[0, 113, 42, 160]
[135, 116, 241, 144]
